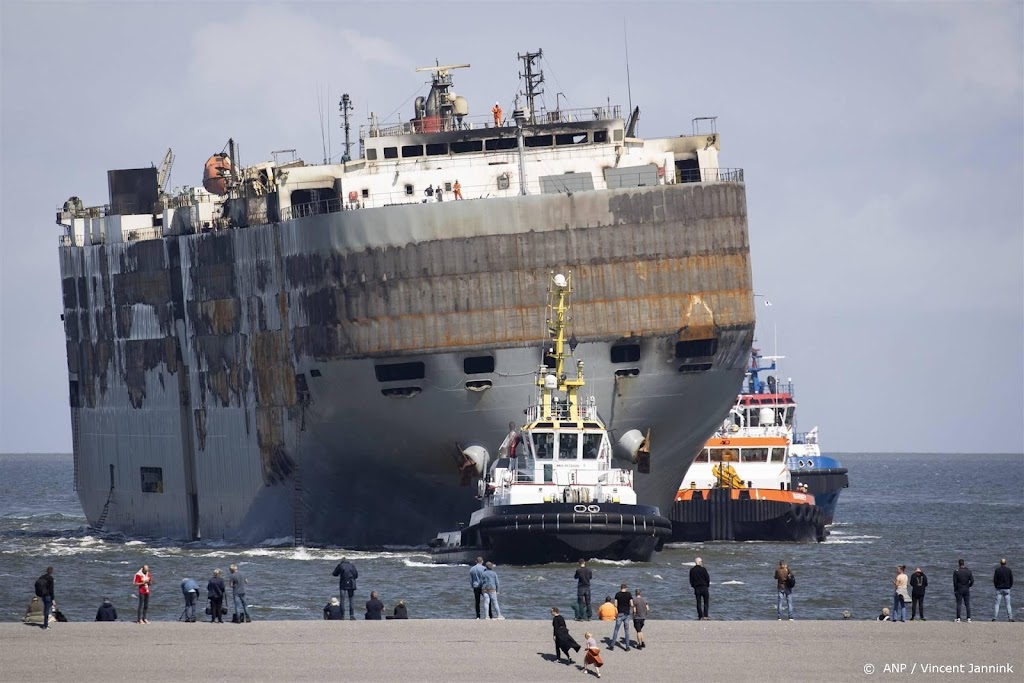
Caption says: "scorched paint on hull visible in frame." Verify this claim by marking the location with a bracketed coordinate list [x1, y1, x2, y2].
[56, 57, 755, 546]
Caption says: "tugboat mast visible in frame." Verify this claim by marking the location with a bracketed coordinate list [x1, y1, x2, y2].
[539, 273, 584, 422]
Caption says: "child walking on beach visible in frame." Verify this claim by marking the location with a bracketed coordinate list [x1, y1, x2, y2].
[583, 632, 603, 677]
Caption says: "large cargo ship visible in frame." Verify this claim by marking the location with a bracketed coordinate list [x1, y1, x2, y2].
[55, 51, 755, 545]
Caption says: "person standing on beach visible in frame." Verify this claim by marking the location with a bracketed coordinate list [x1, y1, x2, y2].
[470, 557, 487, 619]
[133, 564, 152, 624]
[910, 567, 928, 620]
[332, 557, 359, 620]
[574, 558, 593, 621]
[207, 569, 226, 623]
[953, 558, 974, 622]
[774, 560, 794, 620]
[34, 566, 54, 630]
[689, 557, 711, 620]
[180, 577, 200, 622]
[993, 558, 1013, 622]
[481, 562, 503, 619]
[610, 583, 633, 651]
[892, 565, 910, 622]
[632, 589, 650, 649]
[229, 564, 250, 623]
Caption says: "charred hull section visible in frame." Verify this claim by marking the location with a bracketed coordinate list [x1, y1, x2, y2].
[430, 504, 672, 565]
[670, 489, 825, 543]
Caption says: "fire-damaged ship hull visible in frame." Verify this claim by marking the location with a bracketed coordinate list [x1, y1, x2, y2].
[56, 56, 755, 546]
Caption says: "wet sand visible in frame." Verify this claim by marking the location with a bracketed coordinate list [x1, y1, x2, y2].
[0, 619, 1019, 682]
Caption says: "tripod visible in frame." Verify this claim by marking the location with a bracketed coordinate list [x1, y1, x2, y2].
[178, 606, 190, 622]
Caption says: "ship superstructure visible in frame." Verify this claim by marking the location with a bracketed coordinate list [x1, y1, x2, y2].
[55, 51, 755, 545]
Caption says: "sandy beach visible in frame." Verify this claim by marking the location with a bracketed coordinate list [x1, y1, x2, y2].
[0, 619, 1019, 682]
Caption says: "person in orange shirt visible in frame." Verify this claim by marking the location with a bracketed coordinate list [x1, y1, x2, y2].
[492, 102, 502, 127]
[597, 595, 617, 621]
[453, 179, 463, 200]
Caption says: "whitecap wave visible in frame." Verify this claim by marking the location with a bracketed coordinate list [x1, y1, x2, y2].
[402, 558, 458, 568]
[590, 559, 635, 566]
[720, 580, 744, 585]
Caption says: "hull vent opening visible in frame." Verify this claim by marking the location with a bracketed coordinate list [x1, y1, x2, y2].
[463, 356, 495, 374]
[674, 338, 718, 359]
[375, 362, 425, 383]
[381, 387, 422, 398]
[465, 380, 493, 392]
[678, 362, 713, 373]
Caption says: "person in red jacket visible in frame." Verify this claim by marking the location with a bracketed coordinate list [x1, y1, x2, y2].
[133, 565, 152, 624]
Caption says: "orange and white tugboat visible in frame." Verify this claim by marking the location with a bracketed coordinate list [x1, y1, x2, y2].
[670, 370, 826, 543]
[429, 273, 672, 565]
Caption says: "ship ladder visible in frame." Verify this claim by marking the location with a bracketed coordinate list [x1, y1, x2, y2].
[92, 484, 115, 532]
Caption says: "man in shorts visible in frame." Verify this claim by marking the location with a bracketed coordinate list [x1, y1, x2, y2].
[632, 589, 650, 650]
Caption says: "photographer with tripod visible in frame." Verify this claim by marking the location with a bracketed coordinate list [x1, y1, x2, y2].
[180, 577, 199, 622]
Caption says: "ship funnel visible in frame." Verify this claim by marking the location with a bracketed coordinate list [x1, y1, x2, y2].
[759, 407, 776, 426]
[461, 445, 490, 478]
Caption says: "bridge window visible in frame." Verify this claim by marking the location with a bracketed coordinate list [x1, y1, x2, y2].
[582, 433, 601, 459]
[426, 143, 448, 156]
[558, 433, 579, 460]
[534, 432, 554, 460]
[742, 448, 769, 463]
[402, 145, 423, 158]
[695, 448, 711, 463]
[525, 135, 553, 148]
[383, 147, 398, 159]
[485, 138, 517, 151]
[366, 149, 378, 161]
[140, 467, 164, 493]
[451, 140, 483, 154]
[556, 133, 588, 146]
[374, 361, 425, 382]
[711, 448, 738, 463]
[770, 448, 786, 462]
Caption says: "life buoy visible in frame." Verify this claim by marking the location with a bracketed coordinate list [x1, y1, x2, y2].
[348, 191, 358, 203]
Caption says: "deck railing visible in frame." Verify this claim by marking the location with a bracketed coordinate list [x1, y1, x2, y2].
[360, 105, 624, 139]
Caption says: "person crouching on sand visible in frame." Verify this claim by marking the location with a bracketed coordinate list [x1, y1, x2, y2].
[583, 632, 603, 677]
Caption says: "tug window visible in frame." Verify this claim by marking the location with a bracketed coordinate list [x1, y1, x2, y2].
[695, 448, 711, 463]
[534, 432, 554, 460]
[582, 433, 601, 459]
[742, 448, 769, 463]
[558, 433, 579, 460]
[770, 448, 786, 462]
[711, 448, 738, 462]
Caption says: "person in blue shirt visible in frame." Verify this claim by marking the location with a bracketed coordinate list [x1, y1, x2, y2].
[481, 562, 504, 620]
[180, 577, 200, 623]
[470, 557, 488, 619]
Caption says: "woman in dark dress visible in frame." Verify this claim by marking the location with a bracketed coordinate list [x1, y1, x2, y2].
[550, 607, 581, 662]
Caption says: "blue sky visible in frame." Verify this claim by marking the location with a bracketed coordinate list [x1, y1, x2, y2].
[1, 1, 1021, 453]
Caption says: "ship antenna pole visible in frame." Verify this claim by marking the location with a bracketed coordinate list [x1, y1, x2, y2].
[339, 94, 353, 162]
[623, 20, 633, 115]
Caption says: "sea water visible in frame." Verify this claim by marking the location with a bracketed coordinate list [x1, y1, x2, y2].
[1, 453, 1021, 622]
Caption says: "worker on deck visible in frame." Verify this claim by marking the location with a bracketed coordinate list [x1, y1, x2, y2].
[492, 102, 502, 127]
[453, 180, 463, 200]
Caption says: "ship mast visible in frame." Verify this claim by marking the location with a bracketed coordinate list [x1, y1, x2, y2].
[339, 93, 353, 162]
[539, 273, 584, 422]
